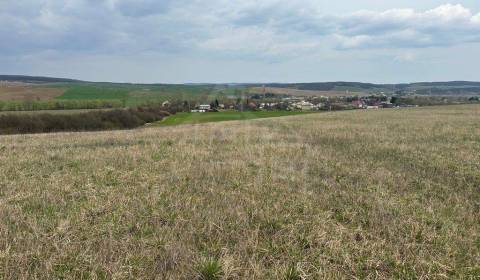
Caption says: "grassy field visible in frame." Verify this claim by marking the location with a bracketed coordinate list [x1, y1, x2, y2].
[156, 111, 315, 126]
[0, 105, 479, 279]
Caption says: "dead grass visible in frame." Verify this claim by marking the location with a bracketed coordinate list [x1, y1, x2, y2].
[0, 105, 479, 279]
[0, 82, 65, 101]
[249, 87, 370, 97]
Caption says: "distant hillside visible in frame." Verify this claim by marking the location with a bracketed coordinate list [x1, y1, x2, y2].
[250, 81, 480, 96]
[259, 82, 387, 91]
[0, 75, 80, 83]
[1, 75, 480, 96]
[409, 81, 480, 87]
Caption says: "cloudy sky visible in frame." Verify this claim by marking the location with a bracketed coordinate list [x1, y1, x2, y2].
[1, 0, 480, 83]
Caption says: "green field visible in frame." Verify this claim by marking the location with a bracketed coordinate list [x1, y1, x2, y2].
[57, 86, 130, 100]
[54, 84, 246, 107]
[156, 111, 315, 126]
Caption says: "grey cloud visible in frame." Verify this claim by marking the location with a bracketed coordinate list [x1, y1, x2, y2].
[1, 1, 480, 61]
[112, 0, 176, 17]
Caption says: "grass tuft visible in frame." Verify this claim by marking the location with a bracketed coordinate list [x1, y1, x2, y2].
[283, 264, 302, 280]
[196, 258, 223, 280]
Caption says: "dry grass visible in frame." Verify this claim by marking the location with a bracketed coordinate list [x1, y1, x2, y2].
[249, 87, 370, 97]
[0, 82, 65, 101]
[0, 105, 479, 279]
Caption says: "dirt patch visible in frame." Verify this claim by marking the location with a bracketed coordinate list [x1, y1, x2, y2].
[249, 87, 369, 97]
[0, 82, 65, 101]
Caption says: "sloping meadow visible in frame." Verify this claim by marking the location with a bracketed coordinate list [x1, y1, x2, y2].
[0, 105, 479, 279]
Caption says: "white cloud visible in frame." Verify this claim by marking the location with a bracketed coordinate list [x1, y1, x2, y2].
[424, 3, 471, 22]
[328, 4, 480, 49]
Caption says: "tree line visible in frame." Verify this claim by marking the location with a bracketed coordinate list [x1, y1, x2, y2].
[0, 106, 172, 135]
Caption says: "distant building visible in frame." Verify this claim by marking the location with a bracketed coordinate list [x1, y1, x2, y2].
[381, 102, 394, 108]
[198, 104, 211, 110]
[191, 104, 211, 113]
[293, 101, 315, 110]
[352, 100, 365, 108]
[248, 102, 258, 110]
[162, 100, 171, 107]
[315, 103, 325, 109]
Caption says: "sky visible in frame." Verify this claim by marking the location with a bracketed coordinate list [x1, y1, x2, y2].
[1, 0, 480, 84]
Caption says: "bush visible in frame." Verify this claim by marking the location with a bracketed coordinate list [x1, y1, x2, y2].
[0, 107, 171, 135]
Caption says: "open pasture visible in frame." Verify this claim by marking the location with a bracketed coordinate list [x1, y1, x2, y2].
[0, 105, 479, 279]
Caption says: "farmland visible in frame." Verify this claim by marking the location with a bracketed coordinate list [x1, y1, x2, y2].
[57, 86, 130, 101]
[0, 104, 478, 279]
[0, 82, 65, 101]
[0, 82, 242, 111]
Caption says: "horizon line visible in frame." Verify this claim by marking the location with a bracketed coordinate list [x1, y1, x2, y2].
[1, 74, 480, 86]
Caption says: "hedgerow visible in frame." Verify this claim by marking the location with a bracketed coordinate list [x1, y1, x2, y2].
[0, 107, 170, 134]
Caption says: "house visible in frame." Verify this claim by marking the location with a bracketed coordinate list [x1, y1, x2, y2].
[199, 104, 211, 110]
[162, 100, 171, 107]
[293, 101, 315, 111]
[381, 102, 394, 108]
[248, 102, 258, 110]
[191, 104, 211, 113]
[352, 100, 365, 108]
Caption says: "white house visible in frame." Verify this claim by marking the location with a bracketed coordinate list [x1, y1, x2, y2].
[199, 104, 211, 110]
[191, 104, 211, 113]
[293, 101, 315, 111]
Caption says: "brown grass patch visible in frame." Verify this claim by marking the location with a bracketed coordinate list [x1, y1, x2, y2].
[0, 82, 65, 101]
